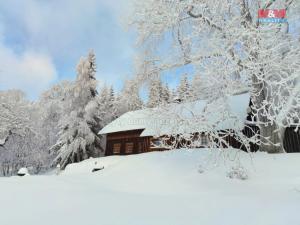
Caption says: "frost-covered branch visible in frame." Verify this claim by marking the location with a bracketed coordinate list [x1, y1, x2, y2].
[130, 0, 300, 153]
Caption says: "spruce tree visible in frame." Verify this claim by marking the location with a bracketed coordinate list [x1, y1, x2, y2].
[97, 85, 117, 126]
[51, 50, 102, 169]
[116, 79, 143, 115]
[177, 74, 192, 102]
[148, 79, 164, 107]
[108, 86, 116, 118]
[191, 73, 209, 100]
[161, 83, 170, 104]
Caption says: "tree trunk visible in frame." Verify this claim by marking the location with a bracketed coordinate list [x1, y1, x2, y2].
[251, 74, 284, 153]
[259, 123, 284, 153]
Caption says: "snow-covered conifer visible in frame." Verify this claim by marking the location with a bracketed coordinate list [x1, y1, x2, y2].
[161, 84, 170, 104]
[116, 79, 143, 115]
[177, 74, 192, 102]
[191, 74, 214, 100]
[96, 85, 117, 127]
[148, 79, 162, 108]
[51, 50, 103, 169]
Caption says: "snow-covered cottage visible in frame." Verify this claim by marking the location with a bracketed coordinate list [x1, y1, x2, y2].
[99, 93, 300, 155]
[100, 93, 254, 155]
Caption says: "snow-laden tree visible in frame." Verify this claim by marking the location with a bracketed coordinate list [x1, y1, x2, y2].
[190, 74, 215, 101]
[148, 78, 171, 107]
[130, 0, 300, 153]
[148, 79, 161, 108]
[147, 79, 161, 107]
[0, 90, 33, 145]
[177, 74, 192, 102]
[96, 85, 117, 127]
[0, 130, 49, 176]
[191, 74, 202, 101]
[115, 79, 143, 115]
[0, 90, 51, 176]
[51, 50, 103, 169]
[38, 81, 73, 153]
[161, 83, 171, 104]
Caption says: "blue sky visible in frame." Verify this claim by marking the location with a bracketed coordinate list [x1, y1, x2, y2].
[2, 1, 297, 100]
[0, 0, 136, 99]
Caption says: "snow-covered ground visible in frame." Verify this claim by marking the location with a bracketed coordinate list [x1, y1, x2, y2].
[1, 149, 300, 225]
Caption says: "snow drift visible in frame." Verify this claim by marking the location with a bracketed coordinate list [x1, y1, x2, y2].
[0, 149, 300, 225]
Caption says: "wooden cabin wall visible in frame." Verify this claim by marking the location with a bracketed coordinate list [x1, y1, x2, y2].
[283, 127, 300, 153]
[104, 125, 300, 156]
[105, 130, 151, 156]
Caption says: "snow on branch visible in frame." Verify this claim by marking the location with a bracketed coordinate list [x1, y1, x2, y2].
[130, 0, 300, 153]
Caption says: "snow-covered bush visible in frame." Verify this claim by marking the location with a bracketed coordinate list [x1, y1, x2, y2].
[17, 167, 30, 176]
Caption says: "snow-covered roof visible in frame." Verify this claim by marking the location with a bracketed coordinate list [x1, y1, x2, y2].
[99, 93, 250, 137]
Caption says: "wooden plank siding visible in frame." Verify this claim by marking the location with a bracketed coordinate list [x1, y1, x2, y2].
[104, 128, 259, 156]
[104, 125, 300, 156]
[284, 127, 300, 153]
[102, 98, 300, 155]
[105, 130, 152, 156]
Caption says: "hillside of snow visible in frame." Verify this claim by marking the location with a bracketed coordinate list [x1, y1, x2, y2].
[1, 149, 300, 225]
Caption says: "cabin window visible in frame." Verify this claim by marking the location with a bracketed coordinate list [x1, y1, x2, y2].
[125, 142, 134, 154]
[151, 139, 162, 147]
[200, 135, 209, 146]
[113, 143, 121, 154]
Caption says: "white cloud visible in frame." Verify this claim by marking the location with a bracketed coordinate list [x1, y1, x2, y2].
[0, 0, 135, 98]
[0, 39, 57, 99]
[0, 0, 134, 59]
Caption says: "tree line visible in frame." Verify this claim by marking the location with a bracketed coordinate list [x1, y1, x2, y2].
[0, 50, 214, 175]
